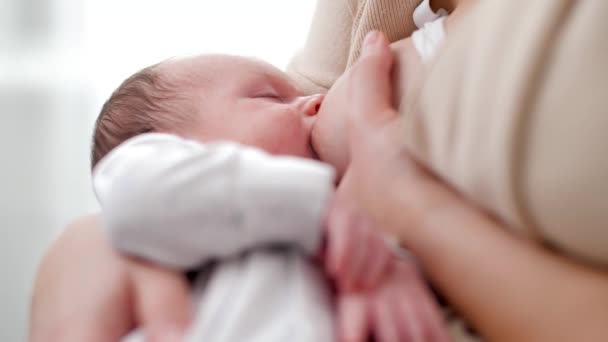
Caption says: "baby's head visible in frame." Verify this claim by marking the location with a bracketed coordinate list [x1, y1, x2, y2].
[92, 55, 324, 168]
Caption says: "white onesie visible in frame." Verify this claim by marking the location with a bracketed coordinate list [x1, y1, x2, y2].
[93, 133, 336, 342]
[412, 0, 448, 63]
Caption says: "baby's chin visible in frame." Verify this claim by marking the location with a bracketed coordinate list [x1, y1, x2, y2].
[307, 142, 320, 161]
[309, 122, 327, 161]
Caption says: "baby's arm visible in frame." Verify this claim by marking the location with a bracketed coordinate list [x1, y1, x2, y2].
[93, 133, 335, 270]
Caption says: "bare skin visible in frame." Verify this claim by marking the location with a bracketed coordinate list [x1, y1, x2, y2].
[340, 31, 608, 342]
[29, 216, 192, 342]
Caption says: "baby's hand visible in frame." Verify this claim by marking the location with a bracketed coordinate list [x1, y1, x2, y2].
[324, 198, 394, 292]
[337, 258, 451, 342]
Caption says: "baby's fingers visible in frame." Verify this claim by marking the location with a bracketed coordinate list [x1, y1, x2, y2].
[337, 292, 370, 342]
[401, 275, 451, 341]
[360, 232, 393, 290]
[393, 261, 451, 342]
[371, 293, 402, 342]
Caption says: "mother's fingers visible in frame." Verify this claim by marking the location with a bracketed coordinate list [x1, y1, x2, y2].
[406, 277, 452, 342]
[394, 260, 452, 342]
[128, 260, 192, 342]
[349, 31, 397, 127]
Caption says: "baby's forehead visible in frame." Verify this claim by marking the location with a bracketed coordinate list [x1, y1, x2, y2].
[159, 54, 297, 91]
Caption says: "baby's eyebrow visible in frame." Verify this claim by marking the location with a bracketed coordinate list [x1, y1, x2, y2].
[246, 64, 300, 97]
[266, 71, 299, 97]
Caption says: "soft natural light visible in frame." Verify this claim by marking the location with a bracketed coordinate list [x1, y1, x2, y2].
[83, 0, 316, 104]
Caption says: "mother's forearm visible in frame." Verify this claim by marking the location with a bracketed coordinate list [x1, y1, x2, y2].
[392, 179, 608, 341]
[30, 216, 133, 342]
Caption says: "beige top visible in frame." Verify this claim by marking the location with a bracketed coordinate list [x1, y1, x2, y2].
[289, 0, 608, 340]
[407, 0, 608, 266]
[289, 0, 608, 267]
[287, 0, 421, 95]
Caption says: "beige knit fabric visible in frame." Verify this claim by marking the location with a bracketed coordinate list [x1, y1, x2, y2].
[287, 0, 420, 95]
[289, 0, 608, 340]
[407, 0, 608, 266]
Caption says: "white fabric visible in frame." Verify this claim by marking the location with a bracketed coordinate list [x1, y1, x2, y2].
[94, 133, 337, 341]
[413, 0, 448, 29]
[93, 133, 335, 269]
[411, 16, 447, 63]
[123, 250, 335, 342]
[187, 251, 334, 341]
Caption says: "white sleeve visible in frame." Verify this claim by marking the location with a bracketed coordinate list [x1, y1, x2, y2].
[93, 133, 335, 270]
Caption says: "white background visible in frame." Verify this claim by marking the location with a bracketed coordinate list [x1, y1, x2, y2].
[0, 1, 316, 340]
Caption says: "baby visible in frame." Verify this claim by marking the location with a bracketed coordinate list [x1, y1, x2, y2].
[92, 55, 447, 341]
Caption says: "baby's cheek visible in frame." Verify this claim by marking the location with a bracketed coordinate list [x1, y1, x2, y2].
[267, 113, 310, 157]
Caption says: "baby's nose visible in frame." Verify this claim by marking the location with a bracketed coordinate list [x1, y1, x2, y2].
[296, 94, 324, 116]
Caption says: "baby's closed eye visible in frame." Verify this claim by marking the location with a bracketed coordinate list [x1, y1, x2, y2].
[249, 86, 285, 102]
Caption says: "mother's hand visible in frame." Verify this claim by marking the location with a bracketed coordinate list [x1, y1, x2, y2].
[339, 32, 608, 342]
[335, 254, 452, 342]
[29, 215, 192, 342]
[335, 31, 447, 238]
[311, 33, 424, 185]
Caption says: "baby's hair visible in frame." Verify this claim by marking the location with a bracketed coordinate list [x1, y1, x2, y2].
[91, 63, 189, 169]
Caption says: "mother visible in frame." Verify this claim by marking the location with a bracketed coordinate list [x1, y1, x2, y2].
[304, 0, 608, 341]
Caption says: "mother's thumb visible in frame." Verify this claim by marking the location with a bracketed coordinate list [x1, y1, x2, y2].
[350, 31, 395, 122]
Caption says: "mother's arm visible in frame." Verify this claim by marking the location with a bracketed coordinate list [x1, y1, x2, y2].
[401, 180, 608, 342]
[342, 32, 608, 342]
[29, 215, 192, 342]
